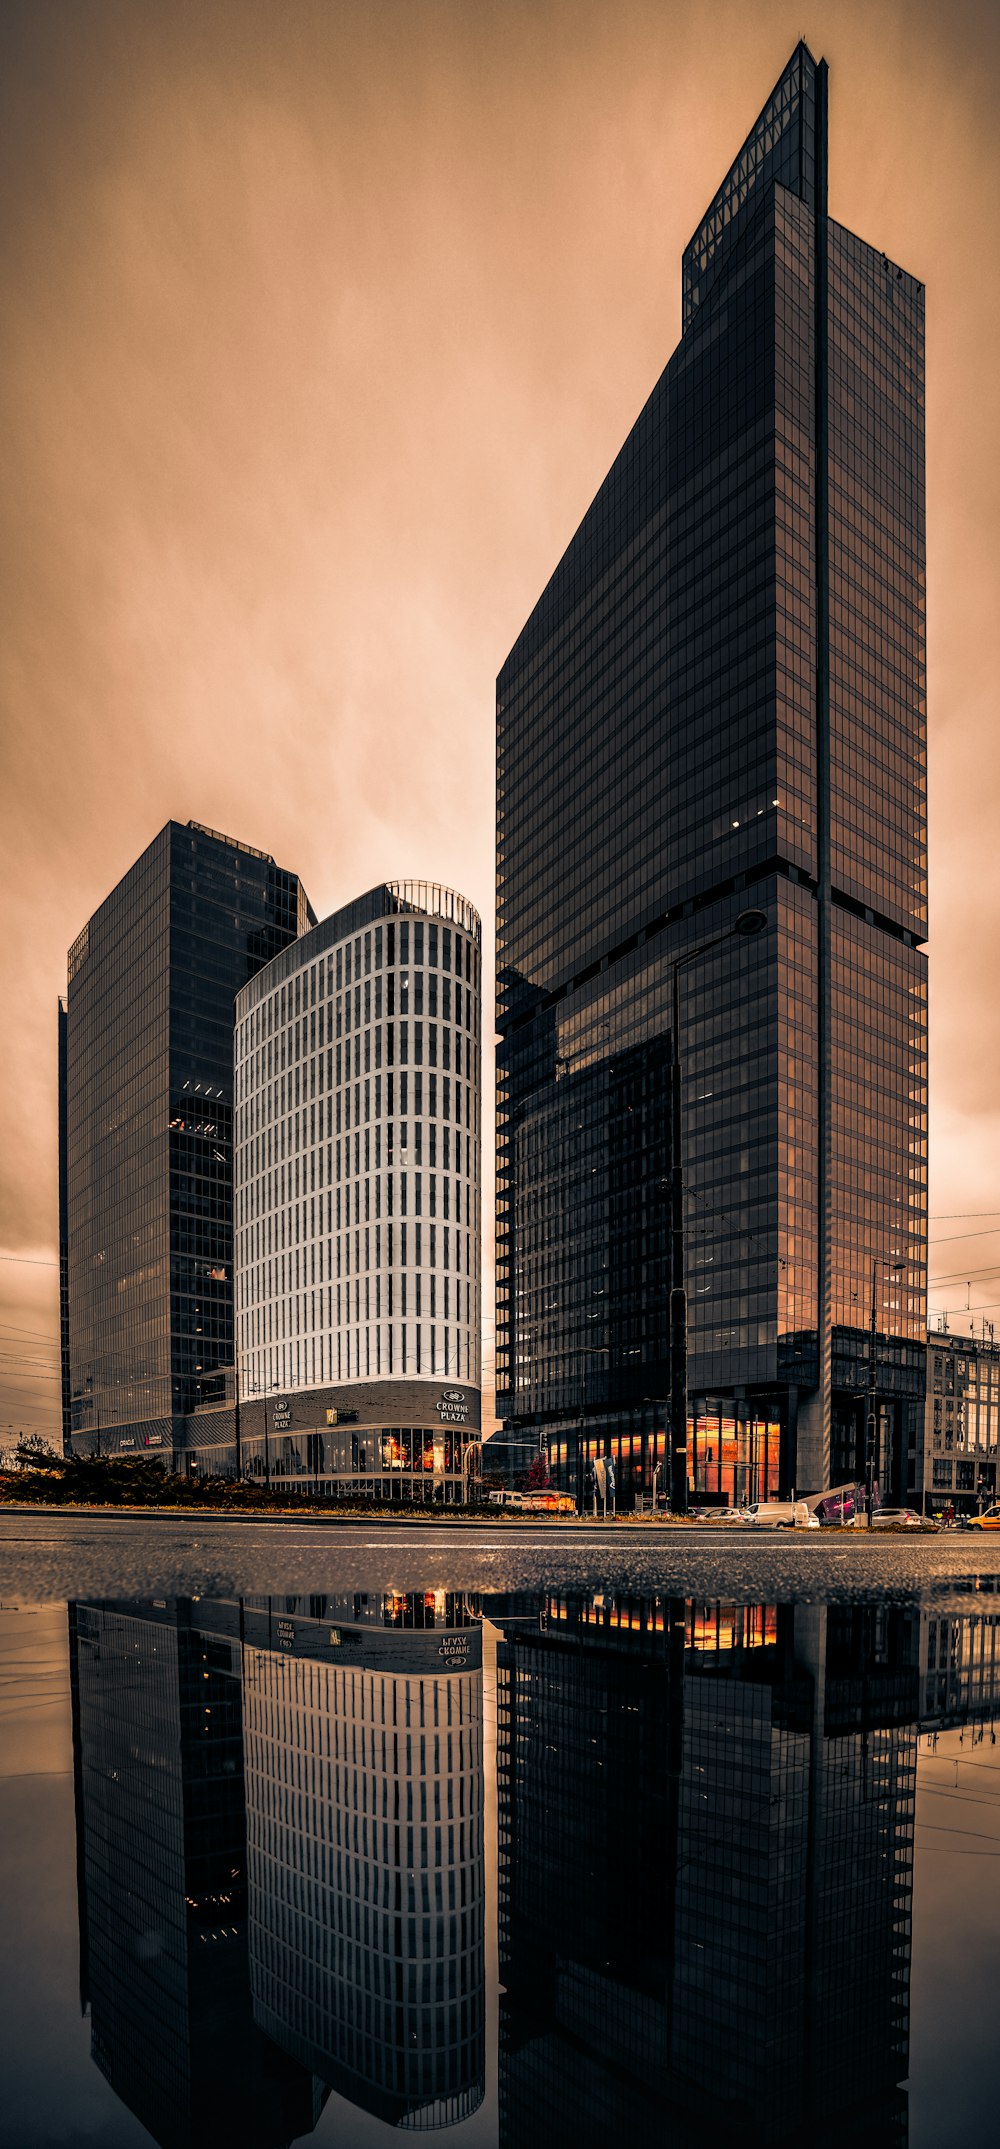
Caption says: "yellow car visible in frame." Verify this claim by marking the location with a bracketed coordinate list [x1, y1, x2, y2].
[968, 1504, 1000, 1530]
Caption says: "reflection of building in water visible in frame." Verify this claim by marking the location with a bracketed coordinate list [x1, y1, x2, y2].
[493, 1592, 918, 2148]
[241, 1592, 486, 2129]
[919, 1601, 1000, 1728]
[69, 1599, 323, 2149]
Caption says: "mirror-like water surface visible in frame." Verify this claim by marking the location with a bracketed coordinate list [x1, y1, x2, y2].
[2, 1545, 999, 2147]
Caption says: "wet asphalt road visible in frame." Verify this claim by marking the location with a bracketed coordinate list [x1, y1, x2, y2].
[1, 1509, 999, 1605]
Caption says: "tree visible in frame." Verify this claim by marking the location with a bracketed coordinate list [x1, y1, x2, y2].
[525, 1449, 550, 1492]
[14, 1434, 58, 1469]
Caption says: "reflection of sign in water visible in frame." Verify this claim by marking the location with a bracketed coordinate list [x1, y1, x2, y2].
[436, 1388, 470, 1424]
[438, 1633, 471, 1664]
[276, 1618, 295, 1650]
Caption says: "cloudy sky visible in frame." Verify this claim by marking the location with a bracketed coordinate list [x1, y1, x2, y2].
[1, 0, 998, 1441]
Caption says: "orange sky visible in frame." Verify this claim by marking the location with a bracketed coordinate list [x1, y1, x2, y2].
[2, 0, 998, 1443]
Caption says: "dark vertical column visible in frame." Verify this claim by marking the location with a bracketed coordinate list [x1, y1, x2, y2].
[799, 59, 832, 1494]
[668, 975, 688, 1514]
[58, 998, 72, 1454]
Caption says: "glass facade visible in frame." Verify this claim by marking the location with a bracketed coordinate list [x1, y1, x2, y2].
[235, 882, 482, 1396]
[69, 1592, 485, 2142]
[60, 821, 312, 1461]
[229, 881, 483, 1502]
[242, 1595, 485, 2127]
[921, 1333, 1000, 1515]
[54, 1583, 1000, 2147]
[496, 41, 927, 1499]
[495, 1590, 917, 2148]
[69, 1599, 323, 2147]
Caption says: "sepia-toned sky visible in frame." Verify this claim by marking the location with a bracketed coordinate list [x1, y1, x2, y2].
[2, 0, 998, 1442]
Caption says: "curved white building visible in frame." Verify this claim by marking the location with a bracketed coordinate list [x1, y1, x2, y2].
[231, 882, 482, 1501]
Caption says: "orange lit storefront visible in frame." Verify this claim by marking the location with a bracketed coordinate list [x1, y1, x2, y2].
[688, 1401, 781, 1506]
[564, 1402, 781, 1510]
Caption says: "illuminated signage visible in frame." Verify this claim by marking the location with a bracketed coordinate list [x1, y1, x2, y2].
[435, 1388, 470, 1425]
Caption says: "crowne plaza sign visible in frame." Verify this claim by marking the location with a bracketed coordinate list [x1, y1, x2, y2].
[435, 1388, 470, 1425]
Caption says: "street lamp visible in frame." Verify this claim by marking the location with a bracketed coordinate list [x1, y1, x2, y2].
[667, 907, 768, 1514]
[572, 1345, 610, 1516]
[866, 1255, 906, 1526]
[248, 1380, 281, 1489]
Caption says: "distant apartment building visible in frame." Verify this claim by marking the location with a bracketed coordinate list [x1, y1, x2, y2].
[920, 1329, 1000, 1515]
[60, 821, 313, 1466]
[229, 882, 483, 1501]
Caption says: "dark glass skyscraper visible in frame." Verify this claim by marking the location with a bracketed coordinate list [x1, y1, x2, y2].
[60, 820, 313, 1464]
[496, 43, 927, 1500]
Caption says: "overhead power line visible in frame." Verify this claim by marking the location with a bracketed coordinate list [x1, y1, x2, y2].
[929, 1227, 1000, 1246]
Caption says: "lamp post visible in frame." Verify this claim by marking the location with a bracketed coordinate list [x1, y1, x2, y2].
[666, 908, 768, 1514]
[461, 1437, 480, 1505]
[866, 1256, 906, 1527]
[232, 1347, 243, 1481]
[248, 1381, 280, 1490]
[575, 1346, 609, 1516]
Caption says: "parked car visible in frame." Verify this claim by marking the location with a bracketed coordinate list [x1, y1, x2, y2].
[692, 1506, 745, 1524]
[855, 1507, 927, 1529]
[742, 1501, 819, 1529]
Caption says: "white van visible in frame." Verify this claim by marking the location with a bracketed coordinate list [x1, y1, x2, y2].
[743, 1500, 818, 1529]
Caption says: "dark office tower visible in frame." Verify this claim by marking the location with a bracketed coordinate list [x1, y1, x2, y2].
[60, 821, 313, 1468]
[69, 1601, 324, 2149]
[495, 43, 927, 1499]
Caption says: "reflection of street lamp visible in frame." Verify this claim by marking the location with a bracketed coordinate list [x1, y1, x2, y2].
[667, 909, 768, 1514]
[866, 1256, 906, 1526]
